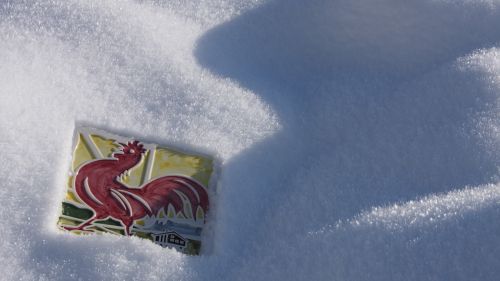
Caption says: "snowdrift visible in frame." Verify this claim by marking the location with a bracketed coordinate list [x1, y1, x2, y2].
[1, 0, 500, 280]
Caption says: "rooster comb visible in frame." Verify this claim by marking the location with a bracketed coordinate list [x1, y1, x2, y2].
[119, 140, 145, 153]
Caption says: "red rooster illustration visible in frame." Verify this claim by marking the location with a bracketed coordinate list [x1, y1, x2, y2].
[63, 141, 209, 235]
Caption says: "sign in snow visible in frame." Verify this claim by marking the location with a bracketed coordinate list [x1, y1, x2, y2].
[57, 127, 214, 255]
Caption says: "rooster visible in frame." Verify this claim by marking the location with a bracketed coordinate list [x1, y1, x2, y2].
[63, 141, 209, 235]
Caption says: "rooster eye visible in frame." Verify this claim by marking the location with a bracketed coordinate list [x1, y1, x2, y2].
[129, 149, 135, 154]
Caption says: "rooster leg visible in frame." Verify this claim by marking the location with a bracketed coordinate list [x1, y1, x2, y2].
[121, 217, 134, 236]
[63, 213, 107, 232]
[62, 217, 97, 232]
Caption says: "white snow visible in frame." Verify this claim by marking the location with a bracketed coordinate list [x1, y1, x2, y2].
[1, 0, 500, 280]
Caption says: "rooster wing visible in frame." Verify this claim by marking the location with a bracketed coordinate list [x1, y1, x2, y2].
[114, 176, 209, 221]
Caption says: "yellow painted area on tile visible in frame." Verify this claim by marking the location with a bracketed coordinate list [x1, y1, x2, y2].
[67, 175, 73, 188]
[90, 134, 120, 158]
[196, 207, 204, 220]
[65, 190, 84, 204]
[71, 133, 213, 187]
[58, 217, 79, 227]
[167, 208, 175, 218]
[151, 147, 213, 186]
[72, 134, 94, 171]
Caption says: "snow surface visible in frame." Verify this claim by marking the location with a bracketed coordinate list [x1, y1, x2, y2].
[1, 0, 500, 280]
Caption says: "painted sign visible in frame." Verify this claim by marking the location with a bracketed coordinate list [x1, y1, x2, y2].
[57, 127, 214, 255]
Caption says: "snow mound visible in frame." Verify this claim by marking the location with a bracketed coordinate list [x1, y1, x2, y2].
[1, 0, 500, 280]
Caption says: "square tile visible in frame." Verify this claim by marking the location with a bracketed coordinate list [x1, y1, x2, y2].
[57, 127, 215, 255]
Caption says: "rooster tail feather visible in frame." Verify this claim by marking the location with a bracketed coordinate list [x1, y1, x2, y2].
[140, 176, 209, 220]
[173, 184, 203, 219]
[167, 191, 184, 215]
[168, 176, 209, 220]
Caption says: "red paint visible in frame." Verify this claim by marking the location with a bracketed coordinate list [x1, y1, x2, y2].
[63, 141, 209, 235]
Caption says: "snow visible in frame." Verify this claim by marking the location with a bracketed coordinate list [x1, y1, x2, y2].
[1, 0, 500, 280]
